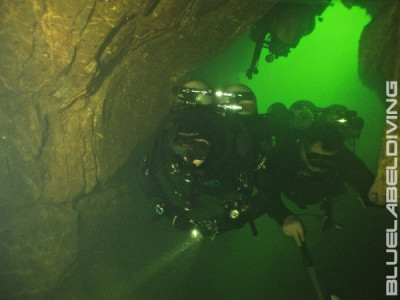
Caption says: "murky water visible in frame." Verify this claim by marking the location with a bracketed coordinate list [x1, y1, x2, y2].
[54, 2, 390, 299]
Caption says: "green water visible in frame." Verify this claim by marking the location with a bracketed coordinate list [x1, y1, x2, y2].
[54, 2, 390, 299]
[191, 0, 385, 170]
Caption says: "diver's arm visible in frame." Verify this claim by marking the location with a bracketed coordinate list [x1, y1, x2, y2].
[340, 147, 376, 205]
[256, 177, 305, 246]
[139, 161, 193, 229]
[138, 159, 171, 209]
[255, 168, 293, 225]
[256, 161, 307, 245]
[264, 192, 294, 225]
[137, 131, 174, 213]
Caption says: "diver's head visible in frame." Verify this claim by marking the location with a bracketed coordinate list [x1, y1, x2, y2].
[266, 102, 290, 119]
[266, 35, 292, 60]
[171, 131, 210, 169]
[319, 104, 362, 140]
[289, 100, 317, 131]
[300, 121, 344, 173]
[266, 3, 317, 61]
[168, 109, 227, 180]
[216, 84, 258, 115]
[272, 8, 316, 46]
[320, 105, 351, 123]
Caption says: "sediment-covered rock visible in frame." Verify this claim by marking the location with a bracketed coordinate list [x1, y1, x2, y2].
[0, 0, 275, 297]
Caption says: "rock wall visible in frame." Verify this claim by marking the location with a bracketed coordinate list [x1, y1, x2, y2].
[357, 0, 400, 205]
[0, 0, 276, 298]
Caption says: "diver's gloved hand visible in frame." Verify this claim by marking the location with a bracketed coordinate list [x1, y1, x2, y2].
[168, 206, 194, 230]
[196, 218, 219, 238]
[152, 198, 193, 229]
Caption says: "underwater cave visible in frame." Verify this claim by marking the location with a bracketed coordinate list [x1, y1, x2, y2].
[0, 0, 399, 299]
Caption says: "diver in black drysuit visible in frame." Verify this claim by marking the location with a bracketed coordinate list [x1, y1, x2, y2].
[139, 106, 271, 237]
[255, 121, 376, 246]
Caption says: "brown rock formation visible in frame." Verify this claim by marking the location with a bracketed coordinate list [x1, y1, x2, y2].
[357, 0, 400, 206]
[0, 0, 276, 298]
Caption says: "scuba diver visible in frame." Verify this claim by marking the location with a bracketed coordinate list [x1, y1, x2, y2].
[255, 120, 379, 246]
[139, 81, 270, 238]
[265, 100, 365, 151]
[246, 1, 332, 79]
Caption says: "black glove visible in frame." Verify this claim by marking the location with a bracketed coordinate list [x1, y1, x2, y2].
[152, 198, 193, 230]
[196, 216, 246, 238]
[196, 219, 219, 237]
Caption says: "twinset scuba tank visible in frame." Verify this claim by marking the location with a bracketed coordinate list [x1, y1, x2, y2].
[266, 100, 364, 152]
